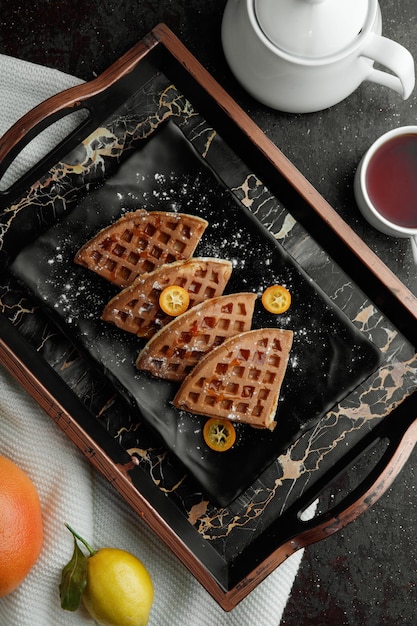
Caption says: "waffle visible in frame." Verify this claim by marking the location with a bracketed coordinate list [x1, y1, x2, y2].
[136, 292, 257, 381]
[102, 257, 233, 338]
[173, 328, 293, 430]
[74, 210, 208, 287]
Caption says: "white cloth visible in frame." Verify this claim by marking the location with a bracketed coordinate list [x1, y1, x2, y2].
[0, 55, 306, 625]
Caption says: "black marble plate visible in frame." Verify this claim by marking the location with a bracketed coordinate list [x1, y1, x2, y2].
[11, 121, 381, 506]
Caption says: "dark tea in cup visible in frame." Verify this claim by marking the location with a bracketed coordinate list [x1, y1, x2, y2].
[365, 133, 417, 229]
[354, 126, 417, 264]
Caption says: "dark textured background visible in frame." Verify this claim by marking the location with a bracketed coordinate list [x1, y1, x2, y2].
[1, 1, 417, 623]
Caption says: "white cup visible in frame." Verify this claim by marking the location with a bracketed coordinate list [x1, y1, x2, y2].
[354, 126, 417, 263]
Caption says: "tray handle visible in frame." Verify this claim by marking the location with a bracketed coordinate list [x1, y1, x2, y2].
[234, 402, 417, 602]
[0, 35, 157, 199]
[290, 397, 417, 549]
[0, 84, 92, 192]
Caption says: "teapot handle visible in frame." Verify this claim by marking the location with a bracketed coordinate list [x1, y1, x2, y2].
[362, 32, 415, 99]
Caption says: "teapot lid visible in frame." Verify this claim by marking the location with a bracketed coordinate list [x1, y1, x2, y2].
[254, 0, 370, 59]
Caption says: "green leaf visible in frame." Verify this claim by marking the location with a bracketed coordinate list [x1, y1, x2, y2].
[59, 535, 88, 611]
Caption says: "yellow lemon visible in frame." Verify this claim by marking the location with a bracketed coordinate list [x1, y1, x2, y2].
[82, 547, 154, 626]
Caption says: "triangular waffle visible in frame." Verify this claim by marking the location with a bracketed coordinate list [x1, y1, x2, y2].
[136, 292, 257, 381]
[74, 210, 208, 287]
[102, 257, 233, 338]
[173, 328, 293, 430]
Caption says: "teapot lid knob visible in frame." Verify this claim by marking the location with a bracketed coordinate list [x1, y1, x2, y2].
[254, 0, 372, 58]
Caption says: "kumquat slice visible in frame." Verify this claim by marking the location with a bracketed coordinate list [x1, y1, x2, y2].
[159, 285, 190, 316]
[203, 417, 237, 452]
[261, 284, 291, 314]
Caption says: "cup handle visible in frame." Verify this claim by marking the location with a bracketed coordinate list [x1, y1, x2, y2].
[411, 236, 417, 264]
[362, 32, 415, 100]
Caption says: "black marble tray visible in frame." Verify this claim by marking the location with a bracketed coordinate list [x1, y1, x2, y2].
[10, 121, 380, 507]
[1, 26, 417, 609]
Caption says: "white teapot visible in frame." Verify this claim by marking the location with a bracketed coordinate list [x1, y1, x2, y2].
[221, 0, 415, 113]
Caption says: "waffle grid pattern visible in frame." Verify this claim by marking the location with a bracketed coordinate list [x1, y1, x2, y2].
[102, 258, 232, 337]
[136, 293, 257, 381]
[174, 329, 293, 429]
[75, 210, 208, 287]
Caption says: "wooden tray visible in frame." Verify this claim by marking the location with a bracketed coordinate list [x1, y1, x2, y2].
[1, 24, 417, 610]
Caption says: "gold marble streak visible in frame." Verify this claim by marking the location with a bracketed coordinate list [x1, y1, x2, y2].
[0, 195, 41, 252]
[0, 294, 36, 323]
[126, 445, 187, 493]
[188, 500, 210, 525]
[231, 174, 268, 211]
[37, 328, 60, 354]
[1, 186, 70, 255]
[157, 475, 187, 494]
[275, 213, 297, 239]
[159, 85, 196, 122]
[127, 445, 166, 472]
[58, 350, 83, 372]
[354, 303, 414, 362]
[196, 128, 216, 159]
[186, 120, 217, 159]
[189, 485, 278, 538]
[355, 304, 388, 338]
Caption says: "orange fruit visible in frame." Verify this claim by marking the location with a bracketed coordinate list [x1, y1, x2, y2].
[0, 455, 43, 597]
